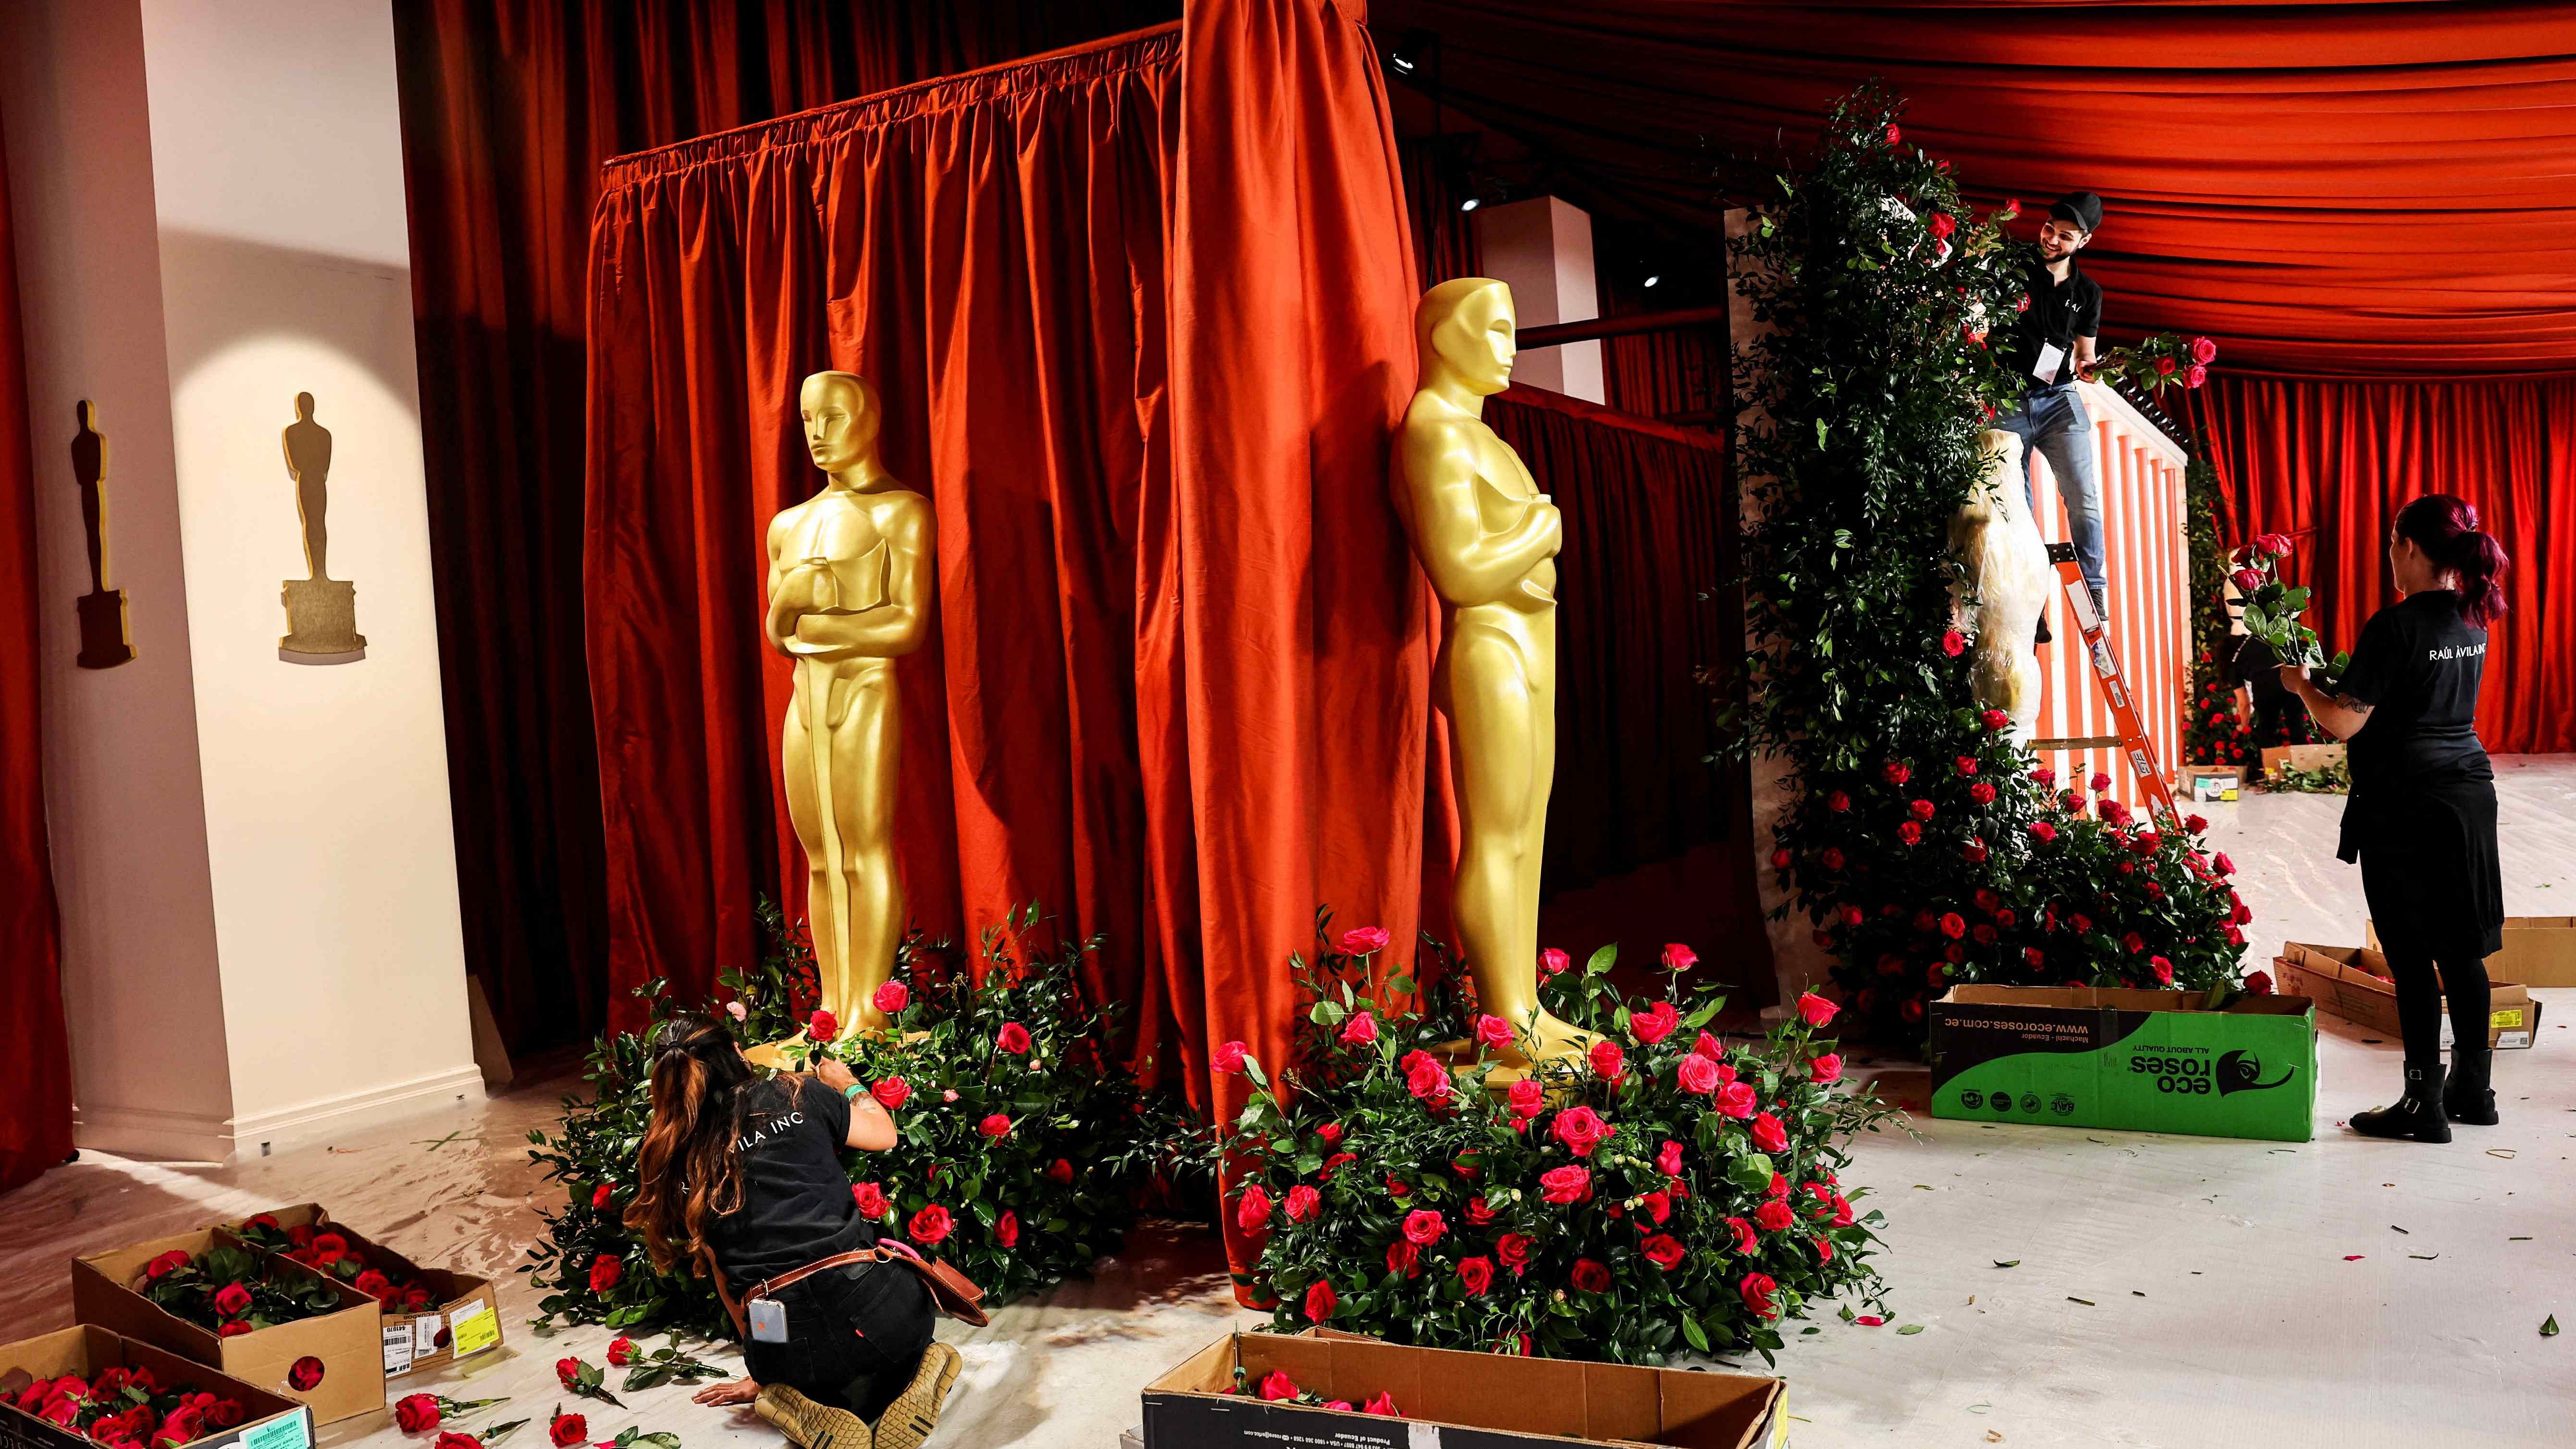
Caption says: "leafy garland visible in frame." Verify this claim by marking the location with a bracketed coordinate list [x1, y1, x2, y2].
[521, 905, 1210, 1339]
[1222, 926, 1898, 1366]
[1729, 87, 2250, 1044]
[2181, 451, 2253, 768]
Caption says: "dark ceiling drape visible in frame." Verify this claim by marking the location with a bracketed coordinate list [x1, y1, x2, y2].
[0, 101, 74, 1196]
[2194, 375, 2576, 755]
[391, 0, 1180, 1053]
[1374, 0, 2576, 377]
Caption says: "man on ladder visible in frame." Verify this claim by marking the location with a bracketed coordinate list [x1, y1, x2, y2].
[1995, 192, 2110, 641]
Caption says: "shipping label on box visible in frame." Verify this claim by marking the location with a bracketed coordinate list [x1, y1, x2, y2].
[0, 1327, 313, 1449]
[2185, 765, 2240, 804]
[1928, 986, 2317, 1142]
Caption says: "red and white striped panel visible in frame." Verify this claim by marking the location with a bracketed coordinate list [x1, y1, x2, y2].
[2024, 382, 2190, 811]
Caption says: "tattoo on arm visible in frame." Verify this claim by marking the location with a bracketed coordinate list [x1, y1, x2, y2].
[2334, 695, 2373, 718]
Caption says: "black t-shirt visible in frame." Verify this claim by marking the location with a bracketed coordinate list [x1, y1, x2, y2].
[2232, 633, 2289, 707]
[2004, 257, 2102, 386]
[2334, 590, 2490, 796]
[706, 1076, 871, 1287]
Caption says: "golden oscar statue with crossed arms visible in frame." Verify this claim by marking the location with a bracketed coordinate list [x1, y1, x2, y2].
[1395, 278, 1599, 1073]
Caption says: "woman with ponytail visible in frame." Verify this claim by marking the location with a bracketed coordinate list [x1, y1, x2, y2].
[625, 1015, 954, 1449]
[2280, 494, 2509, 1142]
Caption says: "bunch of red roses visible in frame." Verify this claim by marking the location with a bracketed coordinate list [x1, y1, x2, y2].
[1232, 1368, 1401, 1418]
[4, 1365, 253, 1449]
[525, 906, 1204, 1340]
[128, 1242, 343, 1340]
[1224, 931, 1897, 1365]
[232, 1214, 439, 1313]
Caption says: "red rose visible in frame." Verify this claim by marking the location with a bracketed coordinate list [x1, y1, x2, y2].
[435, 1434, 483, 1449]
[211, 1282, 253, 1318]
[286, 1358, 324, 1393]
[2246, 969, 2276, 996]
[1385, 1240, 1421, 1278]
[996, 1022, 1032, 1054]
[1586, 1038, 1626, 1084]
[1962, 838, 1988, 862]
[1404, 1054, 1452, 1103]
[2024, 947, 2047, 968]
[1507, 1076, 1545, 1120]
[547, 1414, 585, 1449]
[2151, 956, 2176, 986]
[1570, 1259, 1613, 1294]
[1693, 1030, 1724, 1061]
[144, 1250, 191, 1281]
[607, 1335, 637, 1367]
[2123, 932, 2147, 955]
[1677, 1054, 1720, 1095]
[1716, 1080, 1758, 1119]
[555, 1358, 582, 1390]
[1273, 1186, 1318, 1227]
[1898, 822, 1922, 845]
[2213, 852, 2236, 875]
[1642, 1234, 1686, 1271]
[1928, 212, 1956, 240]
[993, 1209, 1020, 1248]
[1657, 1139, 1685, 1176]
[908, 1205, 953, 1245]
[1257, 1370, 1299, 1402]
[1981, 708, 2010, 731]
[1318, 1152, 1357, 1180]
[1740, 1272, 1780, 1318]
[978, 1112, 1011, 1139]
[872, 980, 908, 1015]
[1826, 790, 1851, 812]
[1363, 1391, 1401, 1418]
[1235, 1186, 1274, 1234]
[2029, 821, 2058, 843]
[1881, 760, 1911, 786]
[590, 1182, 614, 1209]
[1539, 948, 1571, 976]
[1552, 1105, 1612, 1157]
[853, 1181, 889, 1218]
[1457, 1256, 1494, 1296]
[1812, 1235, 1836, 1263]
[1970, 781, 1997, 805]
[352, 1269, 393, 1299]
[395, 1394, 442, 1433]
[1337, 925, 1391, 955]
[1840, 904, 1864, 927]
[1303, 1278, 1337, 1323]
[1809, 1053, 1843, 1084]
[1496, 1233, 1533, 1274]
[1820, 847, 1845, 871]
[1473, 1014, 1515, 1050]
[1539, 1165, 1592, 1205]
[1771, 847, 1792, 871]
[1315, 1121, 1344, 1146]
[1047, 1157, 1074, 1183]
[1337, 1010, 1379, 1046]
[1939, 913, 1966, 940]
[1402, 1209, 1446, 1246]
[2156, 356, 2177, 377]
[216, 1323, 252, 1339]
[2191, 336, 2219, 365]
[1756, 1199, 1795, 1233]
[807, 1009, 840, 1043]
[588, 1253, 623, 1294]
[1630, 999, 1680, 1045]
[1884, 123, 1902, 146]
[1210, 1040, 1250, 1073]
[1941, 628, 1965, 657]
[204, 1402, 243, 1431]
[1910, 799, 1936, 821]
[1902, 998, 1925, 1023]
[871, 1076, 911, 1109]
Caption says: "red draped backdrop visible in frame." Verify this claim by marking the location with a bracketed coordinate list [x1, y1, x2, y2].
[2195, 376, 2576, 755]
[0, 100, 75, 1196]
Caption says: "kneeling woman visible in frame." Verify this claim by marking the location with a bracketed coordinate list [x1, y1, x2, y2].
[626, 1015, 959, 1449]
[2281, 494, 2510, 1142]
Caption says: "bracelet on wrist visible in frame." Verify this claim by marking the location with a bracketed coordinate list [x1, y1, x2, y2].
[843, 1083, 869, 1102]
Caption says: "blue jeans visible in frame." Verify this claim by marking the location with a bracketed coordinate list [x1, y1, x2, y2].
[1996, 383, 2106, 610]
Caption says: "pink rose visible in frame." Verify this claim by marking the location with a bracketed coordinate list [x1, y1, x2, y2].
[1552, 1105, 1612, 1157]
[1539, 1165, 1592, 1205]
[1362, 1391, 1400, 1418]
[1338, 926, 1391, 955]
[1716, 1080, 1758, 1119]
[1211, 1040, 1250, 1073]
[2191, 336, 2218, 365]
[873, 979, 908, 1015]
[1506, 1076, 1544, 1120]
[2185, 363, 2208, 389]
[1474, 1014, 1516, 1050]
[1676, 1054, 1720, 1095]
[1588, 1038, 1625, 1083]
[1401, 1209, 1446, 1246]
[1338, 1011, 1379, 1046]
[1661, 943, 1698, 973]
[1538, 947, 1571, 976]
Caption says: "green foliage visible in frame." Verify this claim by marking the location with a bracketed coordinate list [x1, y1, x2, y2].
[520, 904, 1213, 1340]
[1225, 931, 1900, 1367]
[2261, 758, 2351, 795]
[129, 1243, 343, 1333]
[1727, 87, 2248, 1045]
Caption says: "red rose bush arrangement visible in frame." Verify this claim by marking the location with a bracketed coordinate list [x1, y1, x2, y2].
[231, 1214, 440, 1313]
[525, 904, 1206, 1338]
[4, 1366, 258, 1449]
[126, 1242, 344, 1339]
[1730, 87, 2250, 1045]
[1220, 932, 1899, 1364]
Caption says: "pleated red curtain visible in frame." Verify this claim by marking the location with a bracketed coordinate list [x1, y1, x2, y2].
[392, 0, 1180, 1053]
[2195, 376, 2576, 753]
[0, 102, 75, 1196]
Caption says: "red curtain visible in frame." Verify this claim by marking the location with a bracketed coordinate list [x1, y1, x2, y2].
[2195, 375, 2576, 753]
[0, 102, 74, 1196]
[392, 0, 1180, 1053]
[1374, 0, 2576, 377]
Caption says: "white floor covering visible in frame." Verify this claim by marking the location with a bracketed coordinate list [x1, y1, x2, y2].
[5, 757, 2571, 1448]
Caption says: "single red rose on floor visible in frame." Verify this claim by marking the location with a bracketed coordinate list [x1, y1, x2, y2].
[1457, 1256, 1494, 1296]
[547, 1413, 586, 1449]
[607, 1336, 637, 1367]
[871, 1076, 912, 1110]
[995, 1022, 1032, 1054]
[1210, 1041, 1250, 1073]
[1570, 1259, 1613, 1294]
[434, 1434, 484, 1449]
[211, 1282, 253, 1318]
[287, 1358, 325, 1392]
[1337, 925, 1391, 955]
[555, 1359, 582, 1391]
[1642, 1234, 1687, 1271]
[1303, 1278, 1337, 1323]
[908, 1205, 953, 1246]
[588, 1254, 623, 1294]
[807, 1009, 840, 1044]
[1235, 1186, 1273, 1234]
[394, 1394, 440, 1433]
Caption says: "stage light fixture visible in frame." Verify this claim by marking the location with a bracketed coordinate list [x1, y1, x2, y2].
[1460, 197, 1481, 211]
[1389, 29, 1438, 77]
[1643, 274, 1661, 288]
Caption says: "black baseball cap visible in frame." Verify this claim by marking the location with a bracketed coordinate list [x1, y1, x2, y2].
[2049, 192, 2104, 232]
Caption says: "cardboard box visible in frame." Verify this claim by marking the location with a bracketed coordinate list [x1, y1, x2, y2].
[2367, 916, 2576, 990]
[223, 1205, 503, 1379]
[2275, 942, 2543, 1050]
[71, 1230, 383, 1426]
[2260, 742, 2345, 778]
[1142, 1331, 1785, 1449]
[2183, 765, 2240, 803]
[1927, 985, 2317, 1142]
[0, 1325, 313, 1449]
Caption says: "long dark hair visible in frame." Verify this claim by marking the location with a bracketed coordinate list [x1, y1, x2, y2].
[625, 1013, 761, 1275]
[2393, 493, 2510, 628]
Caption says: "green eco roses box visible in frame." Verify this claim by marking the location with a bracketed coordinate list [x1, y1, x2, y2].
[1927, 985, 2316, 1142]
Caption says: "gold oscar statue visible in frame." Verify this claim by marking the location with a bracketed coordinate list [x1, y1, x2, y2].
[278, 391, 365, 664]
[71, 400, 135, 669]
[760, 371, 932, 1056]
[1394, 278, 1596, 1073]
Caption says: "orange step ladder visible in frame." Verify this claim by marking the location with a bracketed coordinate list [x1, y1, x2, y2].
[2033, 542, 2182, 825]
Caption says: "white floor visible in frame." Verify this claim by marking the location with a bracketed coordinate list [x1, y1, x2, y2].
[7, 757, 2572, 1449]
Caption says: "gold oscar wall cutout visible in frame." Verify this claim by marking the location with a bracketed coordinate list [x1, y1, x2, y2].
[746, 370, 934, 1069]
[277, 390, 366, 663]
[1395, 278, 1598, 1078]
[71, 400, 135, 669]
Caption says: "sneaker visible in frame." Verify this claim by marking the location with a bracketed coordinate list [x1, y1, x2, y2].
[756, 1385, 872, 1449]
[871, 1343, 961, 1449]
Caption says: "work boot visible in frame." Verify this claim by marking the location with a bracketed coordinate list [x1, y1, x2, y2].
[2444, 1047, 2499, 1125]
[756, 1385, 872, 1449]
[2350, 1062, 2452, 1143]
[871, 1343, 961, 1449]
[2035, 611, 2052, 646]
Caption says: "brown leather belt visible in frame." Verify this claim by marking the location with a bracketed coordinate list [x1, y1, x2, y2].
[749, 1247, 880, 1303]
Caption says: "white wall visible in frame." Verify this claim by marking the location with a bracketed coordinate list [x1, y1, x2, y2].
[3, 0, 480, 1159]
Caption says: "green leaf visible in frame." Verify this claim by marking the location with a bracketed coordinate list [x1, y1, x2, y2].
[1993, 1260, 2019, 1268]
[1680, 1315, 1711, 1353]
[1585, 945, 1619, 975]
[2545, 1315, 2561, 1338]
[1896, 1324, 1925, 1335]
